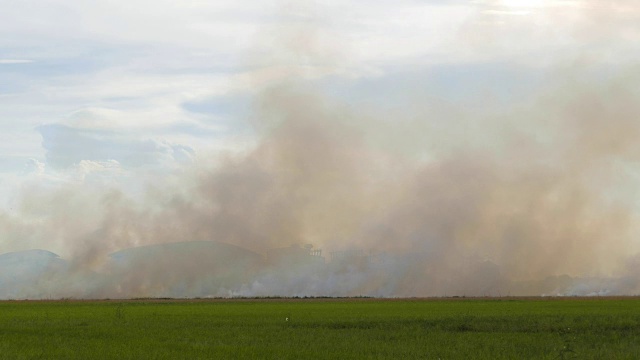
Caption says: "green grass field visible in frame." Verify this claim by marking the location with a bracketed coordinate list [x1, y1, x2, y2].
[0, 298, 639, 359]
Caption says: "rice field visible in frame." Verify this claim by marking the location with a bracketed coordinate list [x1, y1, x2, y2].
[0, 297, 639, 359]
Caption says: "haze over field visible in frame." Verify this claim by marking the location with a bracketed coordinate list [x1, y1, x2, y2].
[1, 0, 640, 298]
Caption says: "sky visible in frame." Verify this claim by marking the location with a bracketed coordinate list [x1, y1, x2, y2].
[1, 0, 640, 297]
[2, 0, 635, 183]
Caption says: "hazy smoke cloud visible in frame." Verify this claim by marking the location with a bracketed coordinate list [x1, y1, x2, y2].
[1, 1, 640, 298]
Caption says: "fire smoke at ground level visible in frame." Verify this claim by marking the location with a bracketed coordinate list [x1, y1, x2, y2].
[2, 74, 640, 298]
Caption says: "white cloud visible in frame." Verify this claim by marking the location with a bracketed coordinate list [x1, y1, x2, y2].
[73, 159, 123, 182]
[38, 124, 195, 169]
[0, 59, 33, 64]
[21, 159, 45, 176]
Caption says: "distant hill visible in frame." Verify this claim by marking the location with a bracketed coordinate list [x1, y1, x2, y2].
[0, 249, 69, 299]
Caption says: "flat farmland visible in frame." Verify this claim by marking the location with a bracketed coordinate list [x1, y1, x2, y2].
[0, 297, 639, 359]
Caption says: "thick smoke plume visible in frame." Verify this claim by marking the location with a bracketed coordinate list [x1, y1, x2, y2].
[1, 1, 640, 298]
